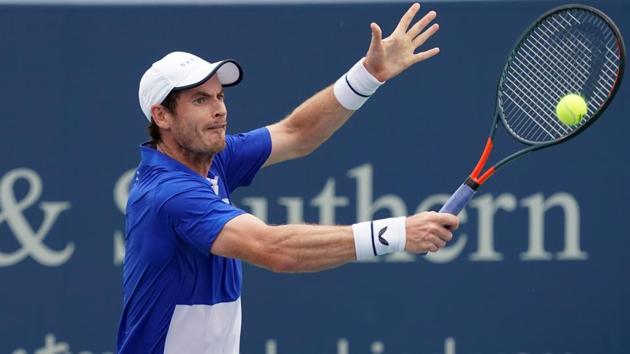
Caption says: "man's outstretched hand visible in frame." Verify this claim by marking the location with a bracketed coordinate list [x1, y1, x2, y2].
[364, 3, 441, 82]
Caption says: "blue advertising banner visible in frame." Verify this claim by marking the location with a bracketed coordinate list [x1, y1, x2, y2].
[0, 1, 628, 353]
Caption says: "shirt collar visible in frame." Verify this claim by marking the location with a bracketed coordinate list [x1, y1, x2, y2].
[139, 142, 208, 179]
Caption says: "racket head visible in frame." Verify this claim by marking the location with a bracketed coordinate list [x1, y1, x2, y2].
[496, 4, 626, 146]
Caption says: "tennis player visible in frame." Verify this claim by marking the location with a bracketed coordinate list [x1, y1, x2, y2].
[118, 3, 458, 354]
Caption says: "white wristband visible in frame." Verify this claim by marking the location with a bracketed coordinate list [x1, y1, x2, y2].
[333, 58, 384, 110]
[352, 216, 406, 260]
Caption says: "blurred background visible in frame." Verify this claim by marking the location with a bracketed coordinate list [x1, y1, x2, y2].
[0, 0, 628, 353]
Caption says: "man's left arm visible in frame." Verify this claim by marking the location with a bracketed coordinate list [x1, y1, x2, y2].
[264, 2, 440, 167]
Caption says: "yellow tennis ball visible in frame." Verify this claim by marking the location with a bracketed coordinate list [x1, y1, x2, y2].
[556, 94, 588, 126]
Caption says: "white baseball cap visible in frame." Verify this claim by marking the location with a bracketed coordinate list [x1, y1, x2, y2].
[138, 51, 243, 120]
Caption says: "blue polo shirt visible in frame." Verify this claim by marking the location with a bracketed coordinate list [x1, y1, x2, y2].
[118, 127, 271, 354]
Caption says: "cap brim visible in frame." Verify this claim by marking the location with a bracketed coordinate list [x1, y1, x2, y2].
[172, 59, 243, 92]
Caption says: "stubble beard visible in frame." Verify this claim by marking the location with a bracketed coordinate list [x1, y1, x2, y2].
[175, 123, 226, 160]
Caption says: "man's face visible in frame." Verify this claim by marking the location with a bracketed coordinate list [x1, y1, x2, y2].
[167, 75, 227, 155]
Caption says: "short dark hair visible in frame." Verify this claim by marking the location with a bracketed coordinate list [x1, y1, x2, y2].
[147, 90, 181, 143]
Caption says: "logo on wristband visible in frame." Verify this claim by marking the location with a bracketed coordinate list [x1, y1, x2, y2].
[378, 226, 389, 246]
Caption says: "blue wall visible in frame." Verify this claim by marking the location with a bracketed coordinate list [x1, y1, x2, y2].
[1, 1, 628, 353]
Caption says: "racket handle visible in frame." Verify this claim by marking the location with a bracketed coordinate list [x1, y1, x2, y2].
[439, 180, 478, 215]
[419, 180, 478, 256]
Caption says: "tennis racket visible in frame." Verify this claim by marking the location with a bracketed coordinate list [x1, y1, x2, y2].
[440, 4, 626, 216]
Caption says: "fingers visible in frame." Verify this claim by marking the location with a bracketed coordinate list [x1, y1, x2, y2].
[432, 212, 460, 231]
[413, 22, 439, 48]
[419, 235, 446, 253]
[408, 10, 437, 39]
[405, 212, 459, 254]
[370, 22, 383, 48]
[426, 235, 446, 252]
[435, 225, 453, 243]
[413, 47, 440, 63]
[366, 3, 439, 80]
[411, 21, 440, 64]
[395, 2, 421, 33]
[424, 231, 451, 253]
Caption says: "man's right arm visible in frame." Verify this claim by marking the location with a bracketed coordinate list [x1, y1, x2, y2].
[210, 212, 459, 273]
[261, 4, 440, 168]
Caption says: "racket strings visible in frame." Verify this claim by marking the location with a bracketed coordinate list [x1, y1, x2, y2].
[506, 53, 575, 135]
[505, 39, 589, 139]
[511, 21, 594, 139]
[508, 18, 593, 140]
[509, 11, 617, 141]
[566, 13, 621, 98]
[499, 8, 622, 144]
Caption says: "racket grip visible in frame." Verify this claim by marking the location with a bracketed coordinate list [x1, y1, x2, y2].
[439, 181, 478, 216]
[418, 180, 478, 256]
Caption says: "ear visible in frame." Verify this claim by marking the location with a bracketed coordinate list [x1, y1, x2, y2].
[151, 104, 171, 129]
